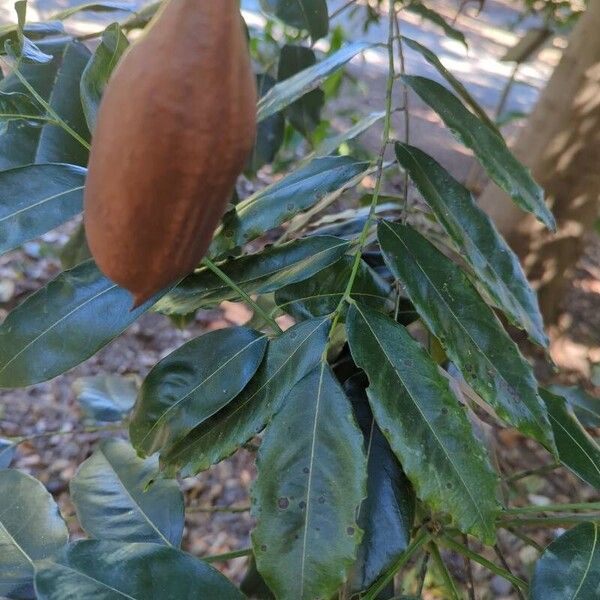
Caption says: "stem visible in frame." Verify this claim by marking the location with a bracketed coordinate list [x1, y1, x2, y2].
[495, 62, 519, 120]
[0, 113, 57, 123]
[500, 514, 600, 527]
[494, 543, 526, 600]
[504, 527, 543, 552]
[503, 501, 600, 514]
[440, 536, 528, 592]
[393, 11, 410, 211]
[3, 60, 91, 151]
[330, 0, 360, 20]
[462, 535, 476, 600]
[9, 424, 123, 445]
[362, 529, 430, 600]
[325, 0, 397, 349]
[203, 548, 252, 563]
[416, 551, 430, 596]
[202, 257, 283, 334]
[505, 462, 560, 483]
[429, 542, 462, 600]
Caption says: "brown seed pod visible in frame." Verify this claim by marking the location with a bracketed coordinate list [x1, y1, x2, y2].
[84, 0, 257, 306]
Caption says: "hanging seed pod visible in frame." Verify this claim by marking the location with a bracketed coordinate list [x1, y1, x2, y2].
[84, 0, 257, 306]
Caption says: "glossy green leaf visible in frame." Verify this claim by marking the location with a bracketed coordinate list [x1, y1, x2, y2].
[252, 363, 367, 600]
[309, 111, 385, 160]
[402, 37, 497, 132]
[405, 2, 467, 47]
[278, 45, 324, 136]
[260, 0, 329, 41]
[344, 374, 416, 593]
[10, 1, 52, 64]
[249, 74, 285, 173]
[0, 470, 68, 598]
[0, 163, 86, 255]
[70, 439, 184, 546]
[541, 389, 600, 489]
[73, 374, 137, 423]
[531, 523, 599, 599]
[0, 39, 88, 169]
[275, 255, 391, 320]
[378, 221, 554, 450]
[34, 541, 244, 600]
[0, 260, 162, 388]
[547, 385, 600, 429]
[257, 42, 370, 122]
[130, 328, 268, 456]
[161, 317, 329, 477]
[158, 236, 349, 316]
[52, 1, 133, 20]
[59, 223, 91, 269]
[80, 23, 129, 132]
[0, 90, 41, 133]
[401, 75, 555, 231]
[394, 142, 547, 347]
[34, 41, 91, 167]
[0, 440, 15, 468]
[241, 558, 275, 600]
[347, 303, 499, 543]
[211, 157, 367, 255]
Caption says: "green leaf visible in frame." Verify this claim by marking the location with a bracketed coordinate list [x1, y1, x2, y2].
[541, 389, 600, 489]
[0, 90, 41, 133]
[34, 41, 91, 166]
[130, 328, 268, 456]
[73, 374, 137, 423]
[308, 111, 385, 160]
[0, 39, 89, 169]
[161, 317, 329, 477]
[0, 470, 68, 598]
[80, 23, 129, 132]
[278, 45, 324, 137]
[401, 75, 555, 231]
[547, 385, 600, 429]
[260, 0, 329, 41]
[275, 255, 391, 320]
[34, 541, 244, 600]
[211, 157, 367, 255]
[405, 2, 467, 47]
[257, 42, 370, 122]
[531, 523, 599, 599]
[347, 303, 499, 543]
[59, 223, 91, 270]
[252, 363, 367, 600]
[157, 236, 349, 316]
[10, 1, 52, 64]
[0, 260, 162, 388]
[378, 221, 554, 450]
[52, 1, 134, 20]
[70, 439, 184, 546]
[0, 440, 15, 468]
[249, 74, 285, 173]
[394, 143, 547, 347]
[401, 37, 497, 133]
[344, 374, 416, 593]
[0, 163, 86, 255]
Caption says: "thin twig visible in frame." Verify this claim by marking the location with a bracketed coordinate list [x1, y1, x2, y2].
[462, 535, 476, 600]
[1, 58, 91, 151]
[203, 548, 253, 563]
[503, 527, 543, 552]
[505, 462, 560, 483]
[416, 550, 430, 596]
[503, 501, 600, 514]
[202, 257, 283, 334]
[325, 0, 398, 350]
[494, 542, 526, 600]
[429, 542, 462, 600]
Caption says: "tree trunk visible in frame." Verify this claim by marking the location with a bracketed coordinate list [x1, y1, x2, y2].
[478, 0, 600, 324]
